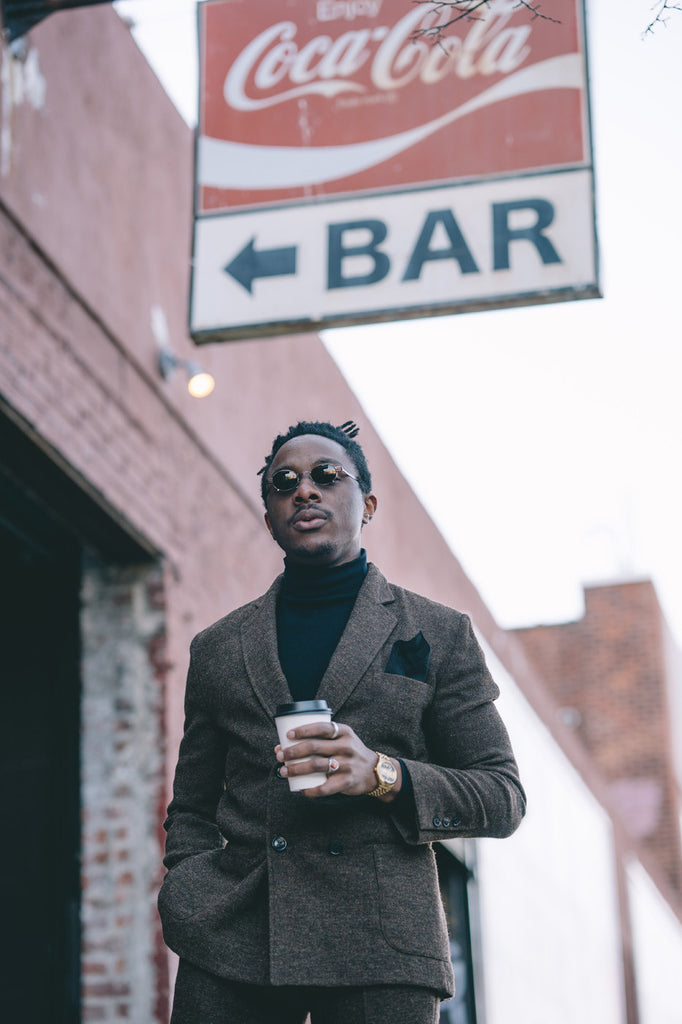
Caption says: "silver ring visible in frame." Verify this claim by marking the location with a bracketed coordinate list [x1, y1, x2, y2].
[327, 757, 340, 774]
[330, 721, 340, 740]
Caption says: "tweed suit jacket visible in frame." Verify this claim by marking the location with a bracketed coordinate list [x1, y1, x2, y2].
[158, 564, 526, 998]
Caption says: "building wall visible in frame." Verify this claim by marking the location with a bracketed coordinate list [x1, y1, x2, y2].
[512, 581, 682, 896]
[476, 644, 626, 1024]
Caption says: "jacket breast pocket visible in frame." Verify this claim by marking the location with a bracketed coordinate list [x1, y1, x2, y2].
[364, 673, 432, 755]
[384, 632, 431, 682]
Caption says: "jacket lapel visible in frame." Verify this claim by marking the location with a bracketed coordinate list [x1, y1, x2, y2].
[240, 575, 291, 719]
[239, 564, 397, 720]
[317, 564, 397, 715]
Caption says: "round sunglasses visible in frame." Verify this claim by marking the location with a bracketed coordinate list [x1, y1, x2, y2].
[268, 463, 359, 494]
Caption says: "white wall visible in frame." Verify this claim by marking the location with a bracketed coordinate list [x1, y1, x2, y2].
[627, 860, 682, 1024]
[474, 643, 626, 1024]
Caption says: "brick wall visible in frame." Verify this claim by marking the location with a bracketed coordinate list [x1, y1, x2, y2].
[512, 581, 682, 894]
[80, 555, 169, 1024]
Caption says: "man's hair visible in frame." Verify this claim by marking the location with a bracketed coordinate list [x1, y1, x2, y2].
[258, 420, 372, 504]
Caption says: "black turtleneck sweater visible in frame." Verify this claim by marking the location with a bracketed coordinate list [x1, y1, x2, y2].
[276, 550, 368, 701]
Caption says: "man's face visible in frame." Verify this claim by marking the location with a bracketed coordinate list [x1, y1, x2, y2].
[264, 434, 377, 567]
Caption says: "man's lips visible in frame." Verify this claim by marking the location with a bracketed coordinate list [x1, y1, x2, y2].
[290, 507, 329, 529]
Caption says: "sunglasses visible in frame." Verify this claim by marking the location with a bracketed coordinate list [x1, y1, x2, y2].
[268, 463, 359, 494]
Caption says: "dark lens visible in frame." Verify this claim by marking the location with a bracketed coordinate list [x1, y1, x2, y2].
[271, 469, 300, 492]
[310, 464, 340, 486]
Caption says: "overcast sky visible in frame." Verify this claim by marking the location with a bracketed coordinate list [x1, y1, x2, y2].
[114, 0, 682, 642]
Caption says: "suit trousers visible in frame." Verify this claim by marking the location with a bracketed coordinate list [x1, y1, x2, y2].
[170, 959, 441, 1024]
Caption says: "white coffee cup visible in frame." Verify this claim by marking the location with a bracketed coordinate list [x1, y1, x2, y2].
[275, 700, 332, 792]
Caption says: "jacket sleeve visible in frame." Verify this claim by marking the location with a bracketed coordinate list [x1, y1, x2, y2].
[162, 641, 227, 870]
[389, 613, 526, 845]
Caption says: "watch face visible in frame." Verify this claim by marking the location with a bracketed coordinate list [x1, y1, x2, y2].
[378, 758, 397, 784]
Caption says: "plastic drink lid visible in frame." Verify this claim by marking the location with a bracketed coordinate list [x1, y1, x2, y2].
[275, 700, 331, 716]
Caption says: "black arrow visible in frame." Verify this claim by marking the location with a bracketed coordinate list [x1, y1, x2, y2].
[224, 237, 297, 294]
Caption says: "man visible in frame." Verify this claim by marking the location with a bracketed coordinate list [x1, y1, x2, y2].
[159, 420, 526, 1024]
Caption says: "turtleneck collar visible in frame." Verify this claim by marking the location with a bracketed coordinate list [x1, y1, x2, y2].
[281, 549, 368, 601]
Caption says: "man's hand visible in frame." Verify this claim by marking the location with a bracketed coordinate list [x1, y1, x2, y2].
[274, 720, 402, 801]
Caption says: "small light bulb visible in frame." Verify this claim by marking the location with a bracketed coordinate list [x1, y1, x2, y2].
[188, 371, 215, 398]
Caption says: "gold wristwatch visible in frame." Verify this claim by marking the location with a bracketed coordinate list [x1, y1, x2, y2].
[368, 752, 398, 797]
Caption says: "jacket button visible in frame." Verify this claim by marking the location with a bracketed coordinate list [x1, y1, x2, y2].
[271, 836, 287, 852]
[329, 840, 343, 856]
[451, 817, 461, 827]
[433, 816, 442, 828]
[442, 817, 451, 828]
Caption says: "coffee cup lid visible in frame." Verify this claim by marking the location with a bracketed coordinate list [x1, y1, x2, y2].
[275, 700, 331, 716]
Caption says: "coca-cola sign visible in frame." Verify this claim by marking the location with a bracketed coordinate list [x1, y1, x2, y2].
[190, 0, 597, 343]
[197, 0, 587, 214]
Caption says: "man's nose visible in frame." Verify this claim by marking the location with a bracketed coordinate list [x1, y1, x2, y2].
[293, 472, 321, 501]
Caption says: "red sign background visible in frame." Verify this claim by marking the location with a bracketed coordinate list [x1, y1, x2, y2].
[198, 0, 587, 214]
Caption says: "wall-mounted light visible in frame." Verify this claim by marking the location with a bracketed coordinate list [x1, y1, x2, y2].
[159, 348, 215, 398]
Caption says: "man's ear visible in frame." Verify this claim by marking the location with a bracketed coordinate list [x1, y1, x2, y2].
[264, 511, 273, 536]
[362, 494, 378, 525]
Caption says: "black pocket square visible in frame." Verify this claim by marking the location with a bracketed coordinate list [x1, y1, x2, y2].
[385, 632, 431, 683]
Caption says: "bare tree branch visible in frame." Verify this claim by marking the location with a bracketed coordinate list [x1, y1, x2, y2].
[412, 1, 681, 47]
[643, 0, 682, 37]
[410, 0, 561, 46]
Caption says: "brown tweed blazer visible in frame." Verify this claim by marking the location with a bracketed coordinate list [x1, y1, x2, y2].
[158, 564, 526, 997]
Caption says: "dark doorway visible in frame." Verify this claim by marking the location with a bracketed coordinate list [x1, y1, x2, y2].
[0, 477, 82, 1023]
[0, 408, 158, 1023]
